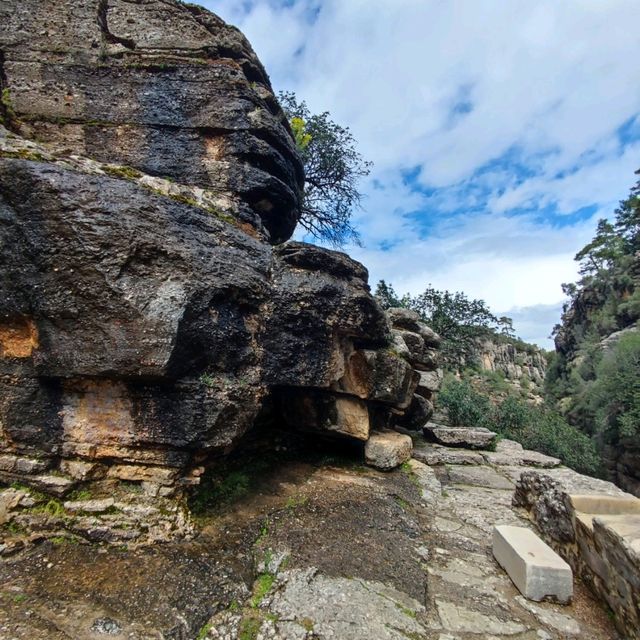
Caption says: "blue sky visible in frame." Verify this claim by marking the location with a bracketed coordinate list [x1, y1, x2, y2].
[203, 0, 640, 348]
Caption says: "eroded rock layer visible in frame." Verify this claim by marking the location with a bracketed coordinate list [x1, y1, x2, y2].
[0, 0, 303, 243]
[0, 2, 441, 544]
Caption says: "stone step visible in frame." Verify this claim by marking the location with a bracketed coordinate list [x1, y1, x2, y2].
[492, 525, 573, 603]
[569, 494, 640, 515]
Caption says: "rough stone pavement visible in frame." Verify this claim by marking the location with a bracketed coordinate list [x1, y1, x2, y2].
[0, 443, 622, 639]
[204, 443, 620, 640]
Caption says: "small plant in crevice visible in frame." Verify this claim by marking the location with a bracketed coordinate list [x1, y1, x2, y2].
[102, 164, 143, 181]
[189, 468, 251, 516]
[199, 372, 215, 387]
[1, 87, 19, 129]
[250, 573, 275, 608]
[284, 494, 308, 510]
[196, 622, 212, 640]
[238, 614, 261, 640]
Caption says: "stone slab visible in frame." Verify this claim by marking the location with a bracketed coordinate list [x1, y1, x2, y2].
[483, 448, 560, 469]
[520, 450, 560, 468]
[493, 525, 573, 603]
[423, 423, 497, 449]
[495, 439, 524, 453]
[413, 443, 484, 466]
[569, 494, 640, 515]
[447, 465, 514, 490]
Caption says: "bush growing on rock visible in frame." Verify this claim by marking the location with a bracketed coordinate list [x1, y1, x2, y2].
[375, 281, 515, 367]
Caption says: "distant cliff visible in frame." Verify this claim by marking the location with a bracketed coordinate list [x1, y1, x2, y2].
[467, 336, 547, 392]
[549, 269, 640, 495]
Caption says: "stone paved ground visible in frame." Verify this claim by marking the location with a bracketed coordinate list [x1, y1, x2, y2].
[203, 441, 621, 640]
[0, 441, 623, 639]
[417, 452, 619, 640]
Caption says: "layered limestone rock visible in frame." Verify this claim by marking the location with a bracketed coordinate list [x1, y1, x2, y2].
[0, 1, 440, 544]
[469, 338, 547, 387]
[385, 307, 442, 428]
[454, 337, 549, 409]
[0, 0, 302, 243]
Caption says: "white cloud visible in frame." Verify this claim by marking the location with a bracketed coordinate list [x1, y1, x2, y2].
[203, 0, 640, 346]
[490, 141, 640, 215]
[351, 209, 595, 312]
[503, 303, 566, 349]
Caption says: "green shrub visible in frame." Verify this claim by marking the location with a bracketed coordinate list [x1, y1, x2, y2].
[520, 410, 602, 476]
[439, 375, 492, 429]
[439, 377, 602, 476]
[591, 331, 640, 445]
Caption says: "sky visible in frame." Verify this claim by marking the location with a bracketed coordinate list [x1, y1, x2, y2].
[203, 0, 640, 348]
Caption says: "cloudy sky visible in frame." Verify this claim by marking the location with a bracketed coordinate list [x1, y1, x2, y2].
[204, 0, 640, 348]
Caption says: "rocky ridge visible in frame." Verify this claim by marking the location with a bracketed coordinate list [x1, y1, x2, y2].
[0, 0, 442, 546]
[553, 261, 640, 496]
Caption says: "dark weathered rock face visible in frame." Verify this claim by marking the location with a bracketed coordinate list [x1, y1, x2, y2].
[0, 0, 303, 243]
[0, 143, 396, 481]
[0, 2, 441, 543]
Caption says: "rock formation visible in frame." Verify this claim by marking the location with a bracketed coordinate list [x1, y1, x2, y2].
[0, 0, 440, 543]
[470, 338, 546, 386]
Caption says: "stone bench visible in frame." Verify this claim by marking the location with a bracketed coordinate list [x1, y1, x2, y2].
[493, 525, 573, 603]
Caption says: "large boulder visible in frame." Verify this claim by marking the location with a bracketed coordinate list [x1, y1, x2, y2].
[0, 0, 303, 244]
[0, 142, 394, 480]
[396, 394, 434, 430]
[0, 0, 412, 525]
[0, 1, 443, 546]
[331, 348, 418, 407]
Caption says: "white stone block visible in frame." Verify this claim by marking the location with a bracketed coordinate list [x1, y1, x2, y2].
[493, 525, 573, 603]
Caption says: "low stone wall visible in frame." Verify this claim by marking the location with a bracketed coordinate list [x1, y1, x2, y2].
[514, 470, 640, 639]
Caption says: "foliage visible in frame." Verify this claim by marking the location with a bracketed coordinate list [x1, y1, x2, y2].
[439, 376, 492, 429]
[189, 469, 251, 515]
[590, 331, 640, 445]
[251, 573, 275, 608]
[0, 88, 19, 129]
[238, 616, 261, 640]
[279, 91, 372, 246]
[554, 168, 640, 344]
[439, 376, 602, 476]
[547, 169, 640, 469]
[375, 280, 516, 366]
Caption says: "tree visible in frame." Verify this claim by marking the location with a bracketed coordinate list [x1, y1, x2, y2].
[614, 168, 640, 252]
[374, 280, 402, 309]
[574, 219, 625, 278]
[279, 91, 372, 246]
[374, 281, 514, 365]
[590, 331, 640, 445]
